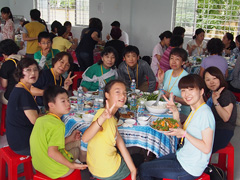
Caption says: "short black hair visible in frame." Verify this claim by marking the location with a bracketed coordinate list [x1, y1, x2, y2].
[0, 39, 19, 55]
[52, 52, 73, 68]
[51, 20, 62, 32]
[159, 31, 172, 40]
[57, 26, 67, 36]
[170, 35, 183, 47]
[110, 27, 122, 40]
[38, 31, 51, 42]
[64, 21, 72, 27]
[14, 58, 39, 82]
[169, 48, 188, 62]
[43, 85, 69, 111]
[89, 18, 103, 31]
[178, 74, 205, 91]
[236, 35, 240, 43]
[173, 26, 185, 36]
[193, 28, 205, 39]
[207, 38, 224, 55]
[30, 9, 41, 20]
[123, 45, 140, 57]
[111, 21, 120, 27]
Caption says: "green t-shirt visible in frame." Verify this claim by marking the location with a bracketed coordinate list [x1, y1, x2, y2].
[81, 63, 116, 91]
[34, 49, 60, 70]
[30, 114, 69, 179]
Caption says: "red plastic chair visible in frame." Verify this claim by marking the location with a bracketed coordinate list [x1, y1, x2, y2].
[0, 146, 34, 180]
[212, 143, 234, 180]
[33, 169, 82, 180]
[163, 172, 210, 180]
[96, 174, 131, 180]
[72, 71, 84, 91]
[232, 92, 240, 102]
[0, 104, 7, 136]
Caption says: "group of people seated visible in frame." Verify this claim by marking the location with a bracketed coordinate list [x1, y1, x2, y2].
[0, 6, 238, 180]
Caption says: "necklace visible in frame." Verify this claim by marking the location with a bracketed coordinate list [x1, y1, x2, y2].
[18, 82, 37, 104]
[50, 68, 62, 86]
[41, 50, 54, 69]
[48, 113, 61, 120]
[180, 102, 205, 145]
[167, 69, 183, 92]
[100, 65, 107, 84]
[127, 64, 138, 88]
[6, 58, 17, 67]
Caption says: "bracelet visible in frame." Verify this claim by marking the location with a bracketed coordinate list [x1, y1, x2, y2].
[96, 118, 102, 127]
[182, 130, 187, 138]
[214, 102, 220, 106]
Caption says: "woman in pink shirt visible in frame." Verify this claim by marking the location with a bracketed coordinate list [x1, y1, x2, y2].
[1, 7, 15, 40]
[151, 31, 172, 78]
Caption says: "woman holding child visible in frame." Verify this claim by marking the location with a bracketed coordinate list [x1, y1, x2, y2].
[158, 48, 190, 116]
[6, 58, 40, 155]
[203, 67, 236, 153]
[81, 46, 118, 92]
[139, 74, 215, 180]
[82, 80, 137, 180]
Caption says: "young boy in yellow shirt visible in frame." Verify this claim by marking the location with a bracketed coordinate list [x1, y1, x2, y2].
[30, 85, 87, 179]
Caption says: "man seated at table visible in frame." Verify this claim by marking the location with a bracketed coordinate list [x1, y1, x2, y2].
[30, 85, 87, 179]
[34, 31, 60, 70]
[118, 45, 156, 92]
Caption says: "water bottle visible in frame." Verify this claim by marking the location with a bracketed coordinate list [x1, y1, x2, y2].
[230, 53, 235, 65]
[130, 79, 136, 92]
[130, 95, 137, 112]
[158, 83, 164, 98]
[77, 87, 84, 112]
[193, 56, 197, 66]
[93, 98, 100, 112]
[98, 80, 105, 98]
[137, 101, 145, 117]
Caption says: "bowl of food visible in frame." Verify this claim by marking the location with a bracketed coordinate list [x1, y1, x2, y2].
[137, 116, 149, 126]
[145, 100, 168, 114]
[150, 117, 179, 132]
[82, 114, 94, 123]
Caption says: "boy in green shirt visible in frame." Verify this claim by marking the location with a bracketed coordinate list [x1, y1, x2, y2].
[30, 85, 87, 179]
[34, 31, 60, 70]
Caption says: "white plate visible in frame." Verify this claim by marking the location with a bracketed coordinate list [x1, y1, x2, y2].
[125, 119, 136, 125]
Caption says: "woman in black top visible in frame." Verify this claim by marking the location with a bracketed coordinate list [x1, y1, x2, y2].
[0, 39, 21, 104]
[75, 18, 105, 71]
[6, 58, 40, 155]
[204, 67, 236, 153]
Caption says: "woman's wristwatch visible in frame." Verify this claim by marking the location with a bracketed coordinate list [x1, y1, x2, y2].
[214, 102, 220, 106]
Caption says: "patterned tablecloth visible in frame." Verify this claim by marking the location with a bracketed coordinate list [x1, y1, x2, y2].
[62, 113, 177, 158]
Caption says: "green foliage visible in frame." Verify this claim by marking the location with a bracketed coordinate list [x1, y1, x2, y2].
[50, 0, 75, 9]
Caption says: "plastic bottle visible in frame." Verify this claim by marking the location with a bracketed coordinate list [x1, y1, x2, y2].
[193, 56, 197, 66]
[93, 98, 100, 112]
[137, 101, 145, 117]
[158, 83, 164, 98]
[77, 87, 84, 112]
[230, 53, 236, 65]
[98, 80, 105, 98]
[130, 79, 136, 92]
[130, 95, 137, 112]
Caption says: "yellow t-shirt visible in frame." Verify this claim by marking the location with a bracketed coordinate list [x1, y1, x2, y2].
[87, 108, 121, 178]
[52, 36, 72, 52]
[25, 21, 45, 54]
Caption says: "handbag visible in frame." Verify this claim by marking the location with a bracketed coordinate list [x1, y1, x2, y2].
[204, 164, 226, 180]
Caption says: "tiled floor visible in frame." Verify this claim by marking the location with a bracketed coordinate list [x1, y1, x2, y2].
[1, 123, 240, 179]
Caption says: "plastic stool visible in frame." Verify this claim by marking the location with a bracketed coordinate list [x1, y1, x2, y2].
[212, 143, 234, 180]
[33, 169, 82, 180]
[72, 71, 84, 91]
[163, 172, 210, 180]
[232, 92, 240, 102]
[0, 104, 7, 136]
[97, 174, 131, 180]
[0, 146, 34, 180]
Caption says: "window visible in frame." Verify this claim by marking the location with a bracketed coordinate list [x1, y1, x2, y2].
[174, 0, 240, 38]
[36, 0, 89, 26]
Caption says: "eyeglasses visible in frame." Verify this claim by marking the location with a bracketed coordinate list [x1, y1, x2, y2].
[23, 68, 39, 73]
[40, 42, 51, 45]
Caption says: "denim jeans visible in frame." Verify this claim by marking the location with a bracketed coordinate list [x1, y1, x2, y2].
[76, 51, 93, 71]
[138, 153, 198, 180]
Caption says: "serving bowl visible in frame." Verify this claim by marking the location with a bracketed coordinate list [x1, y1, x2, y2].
[137, 116, 149, 126]
[145, 100, 168, 114]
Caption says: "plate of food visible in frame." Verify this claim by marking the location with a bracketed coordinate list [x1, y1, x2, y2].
[120, 111, 134, 119]
[150, 117, 179, 132]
